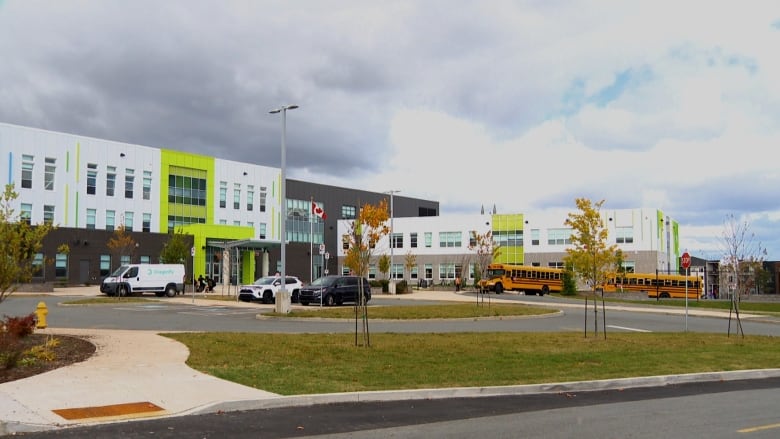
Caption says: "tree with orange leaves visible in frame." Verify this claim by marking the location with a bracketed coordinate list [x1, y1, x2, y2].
[343, 199, 390, 347]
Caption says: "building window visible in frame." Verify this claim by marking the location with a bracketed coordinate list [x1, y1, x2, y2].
[547, 228, 572, 245]
[44, 157, 56, 190]
[548, 262, 564, 268]
[391, 263, 403, 280]
[391, 233, 403, 249]
[259, 223, 267, 239]
[259, 186, 267, 212]
[43, 205, 54, 224]
[341, 205, 356, 219]
[33, 253, 44, 278]
[124, 169, 135, 199]
[86, 209, 96, 229]
[439, 263, 455, 280]
[410, 232, 418, 248]
[368, 264, 376, 280]
[168, 168, 207, 207]
[424, 232, 432, 248]
[424, 263, 432, 279]
[531, 229, 540, 246]
[55, 253, 68, 278]
[233, 220, 240, 226]
[21, 155, 34, 189]
[140, 255, 150, 264]
[219, 181, 227, 208]
[143, 170, 152, 200]
[247, 185, 254, 211]
[106, 166, 116, 196]
[233, 184, 241, 210]
[100, 255, 111, 277]
[106, 210, 115, 232]
[616, 227, 634, 244]
[87, 163, 98, 195]
[438, 231, 462, 248]
[468, 263, 476, 280]
[21, 203, 32, 224]
[410, 265, 418, 279]
[342, 234, 350, 250]
[219, 219, 227, 225]
[121, 255, 131, 266]
[494, 230, 523, 247]
[125, 211, 134, 230]
[142, 213, 151, 232]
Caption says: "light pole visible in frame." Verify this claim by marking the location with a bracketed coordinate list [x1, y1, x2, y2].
[269, 104, 298, 313]
[385, 190, 400, 293]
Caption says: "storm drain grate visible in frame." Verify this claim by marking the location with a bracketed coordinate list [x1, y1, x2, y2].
[53, 401, 165, 420]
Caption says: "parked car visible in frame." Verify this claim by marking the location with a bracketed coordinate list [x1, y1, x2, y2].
[298, 275, 372, 306]
[238, 276, 303, 304]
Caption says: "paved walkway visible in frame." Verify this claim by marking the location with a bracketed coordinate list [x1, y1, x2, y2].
[1, 286, 779, 435]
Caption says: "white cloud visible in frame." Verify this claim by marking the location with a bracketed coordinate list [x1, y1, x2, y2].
[2, 0, 780, 259]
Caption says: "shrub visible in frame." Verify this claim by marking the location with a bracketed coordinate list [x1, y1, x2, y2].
[3, 313, 37, 338]
[380, 279, 389, 293]
[1, 313, 38, 370]
[396, 280, 409, 294]
[561, 268, 578, 296]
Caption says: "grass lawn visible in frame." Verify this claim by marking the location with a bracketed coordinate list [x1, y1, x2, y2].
[164, 331, 780, 396]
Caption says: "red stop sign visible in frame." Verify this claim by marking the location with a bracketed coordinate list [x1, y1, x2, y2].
[681, 252, 691, 269]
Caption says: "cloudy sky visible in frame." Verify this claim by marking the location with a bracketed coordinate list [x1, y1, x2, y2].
[2, 1, 779, 259]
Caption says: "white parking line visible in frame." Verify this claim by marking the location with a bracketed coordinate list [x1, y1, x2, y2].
[607, 325, 652, 333]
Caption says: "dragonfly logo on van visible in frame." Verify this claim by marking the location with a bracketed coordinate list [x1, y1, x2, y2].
[147, 268, 175, 276]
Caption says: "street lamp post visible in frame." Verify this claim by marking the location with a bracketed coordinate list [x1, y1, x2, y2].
[269, 104, 298, 313]
[385, 190, 400, 294]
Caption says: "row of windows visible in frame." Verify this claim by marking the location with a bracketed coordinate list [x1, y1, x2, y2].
[84, 208, 151, 232]
[169, 174, 208, 206]
[357, 262, 477, 280]
[219, 181, 268, 212]
[31, 253, 155, 279]
[20, 155, 57, 191]
[341, 226, 641, 252]
[23, 205, 163, 233]
[85, 163, 151, 200]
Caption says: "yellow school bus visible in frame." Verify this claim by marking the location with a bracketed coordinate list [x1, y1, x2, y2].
[479, 263, 563, 296]
[604, 272, 702, 299]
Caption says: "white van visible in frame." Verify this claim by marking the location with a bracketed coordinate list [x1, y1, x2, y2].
[100, 264, 185, 297]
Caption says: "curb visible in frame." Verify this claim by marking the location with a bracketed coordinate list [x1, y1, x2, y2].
[191, 367, 780, 416]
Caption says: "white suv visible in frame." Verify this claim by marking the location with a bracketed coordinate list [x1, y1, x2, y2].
[238, 276, 303, 304]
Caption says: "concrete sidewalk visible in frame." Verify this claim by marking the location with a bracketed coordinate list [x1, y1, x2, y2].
[1, 287, 779, 435]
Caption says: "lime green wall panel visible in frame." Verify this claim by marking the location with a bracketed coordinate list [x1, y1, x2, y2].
[492, 214, 524, 264]
[491, 213, 524, 231]
[159, 150, 216, 232]
[181, 223, 256, 284]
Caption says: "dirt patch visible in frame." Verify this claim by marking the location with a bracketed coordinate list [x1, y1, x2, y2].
[0, 334, 96, 384]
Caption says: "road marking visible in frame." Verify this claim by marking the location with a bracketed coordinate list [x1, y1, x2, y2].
[607, 325, 651, 333]
[738, 422, 780, 433]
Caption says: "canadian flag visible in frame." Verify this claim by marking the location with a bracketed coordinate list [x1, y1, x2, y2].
[312, 201, 327, 220]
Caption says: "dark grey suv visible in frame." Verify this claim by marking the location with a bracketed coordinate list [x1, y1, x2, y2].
[298, 275, 372, 306]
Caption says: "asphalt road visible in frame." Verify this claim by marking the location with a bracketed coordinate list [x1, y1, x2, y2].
[14, 377, 780, 438]
[4, 293, 780, 336]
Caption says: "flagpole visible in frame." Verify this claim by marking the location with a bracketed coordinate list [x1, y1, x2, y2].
[310, 196, 314, 284]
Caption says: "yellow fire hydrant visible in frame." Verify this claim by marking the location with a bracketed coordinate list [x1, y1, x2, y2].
[35, 301, 48, 329]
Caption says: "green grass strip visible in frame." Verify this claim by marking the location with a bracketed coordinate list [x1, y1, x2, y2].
[165, 332, 780, 395]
